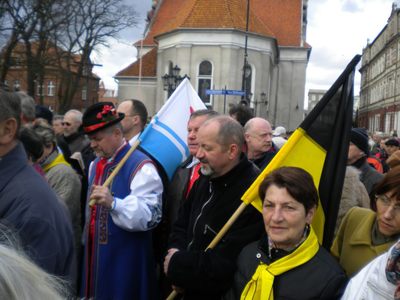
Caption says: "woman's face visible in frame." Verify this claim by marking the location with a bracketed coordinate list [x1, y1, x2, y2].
[376, 191, 400, 236]
[263, 185, 316, 249]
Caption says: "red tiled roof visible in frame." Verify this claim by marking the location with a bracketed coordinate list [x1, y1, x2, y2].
[251, 0, 302, 46]
[136, 0, 303, 47]
[115, 47, 157, 77]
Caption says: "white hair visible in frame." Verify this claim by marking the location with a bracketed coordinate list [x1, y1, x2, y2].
[65, 109, 83, 122]
[0, 226, 69, 300]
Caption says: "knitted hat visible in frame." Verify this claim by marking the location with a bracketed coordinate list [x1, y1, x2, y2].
[19, 127, 44, 162]
[78, 102, 124, 134]
[385, 139, 400, 147]
[350, 128, 369, 154]
[35, 105, 53, 124]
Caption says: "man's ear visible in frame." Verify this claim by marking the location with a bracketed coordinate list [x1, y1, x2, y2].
[0, 119, 18, 145]
[244, 133, 250, 143]
[228, 143, 239, 160]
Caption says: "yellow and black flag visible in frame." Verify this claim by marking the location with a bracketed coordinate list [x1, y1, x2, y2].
[241, 55, 361, 249]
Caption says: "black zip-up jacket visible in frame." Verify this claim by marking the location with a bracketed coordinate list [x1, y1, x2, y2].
[166, 154, 264, 299]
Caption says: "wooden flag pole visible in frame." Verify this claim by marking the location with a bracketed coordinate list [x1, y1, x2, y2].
[88, 139, 141, 207]
[166, 202, 248, 300]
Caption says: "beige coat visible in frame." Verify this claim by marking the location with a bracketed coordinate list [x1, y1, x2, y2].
[334, 166, 370, 238]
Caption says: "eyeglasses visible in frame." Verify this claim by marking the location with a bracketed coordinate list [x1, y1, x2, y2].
[62, 122, 72, 126]
[375, 195, 400, 215]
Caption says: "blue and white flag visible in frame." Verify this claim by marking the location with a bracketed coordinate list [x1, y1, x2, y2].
[139, 78, 207, 180]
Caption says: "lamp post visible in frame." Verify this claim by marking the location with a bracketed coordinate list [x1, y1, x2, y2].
[241, 0, 251, 105]
[253, 92, 268, 116]
[162, 64, 189, 98]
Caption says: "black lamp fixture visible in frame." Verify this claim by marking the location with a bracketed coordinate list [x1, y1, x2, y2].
[162, 64, 189, 97]
[260, 92, 268, 105]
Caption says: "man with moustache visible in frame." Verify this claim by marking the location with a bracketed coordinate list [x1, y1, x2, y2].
[164, 116, 264, 299]
[166, 109, 218, 234]
[80, 102, 163, 300]
[244, 117, 278, 171]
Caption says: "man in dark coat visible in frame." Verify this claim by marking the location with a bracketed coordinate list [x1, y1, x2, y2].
[0, 83, 76, 282]
[348, 128, 383, 195]
[244, 117, 278, 171]
[164, 116, 264, 299]
[166, 109, 218, 235]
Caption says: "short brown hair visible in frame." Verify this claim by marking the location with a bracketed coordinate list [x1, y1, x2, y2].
[259, 167, 318, 214]
[370, 165, 400, 211]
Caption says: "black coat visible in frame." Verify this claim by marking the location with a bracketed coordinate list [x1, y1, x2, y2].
[225, 235, 348, 300]
[166, 154, 264, 299]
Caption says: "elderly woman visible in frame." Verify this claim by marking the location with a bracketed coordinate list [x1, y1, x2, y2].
[28, 119, 82, 267]
[225, 167, 347, 300]
[331, 166, 400, 278]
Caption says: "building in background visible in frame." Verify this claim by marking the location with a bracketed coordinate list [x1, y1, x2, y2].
[1, 42, 100, 113]
[308, 89, 327, 113]
[99, 81, 118, 106]
[115, 0, 311, 132]
[359, 3, 400, 134]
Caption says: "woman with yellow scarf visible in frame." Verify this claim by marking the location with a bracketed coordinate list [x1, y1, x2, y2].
[225, 167, 347, 300]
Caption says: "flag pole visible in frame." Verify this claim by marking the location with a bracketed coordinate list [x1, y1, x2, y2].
[88, 118, 157, 207]
[166, 202, 249, 300]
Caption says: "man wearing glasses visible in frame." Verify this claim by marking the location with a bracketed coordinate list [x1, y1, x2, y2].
[244, 117, 278, 171]
[117, 99, 148, 145]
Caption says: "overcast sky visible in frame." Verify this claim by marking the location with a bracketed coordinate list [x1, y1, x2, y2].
[93, 0, 397, 108]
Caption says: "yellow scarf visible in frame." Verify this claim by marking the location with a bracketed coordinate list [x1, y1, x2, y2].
[240, 226, 319, 300]
[42, 152, 70, 172]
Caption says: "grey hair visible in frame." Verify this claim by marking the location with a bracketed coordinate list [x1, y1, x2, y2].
[0, 83, 21, 139]
[65, 109, 83, 122]
[0, 224, 69, 300]
[53, 115, 63, 121]
[102, 122, 123, 136]
[28, 119, 57, 148]
[190, 109, 219, 120]
[16, 91, 35, 123]
[204, 116, 244, 151]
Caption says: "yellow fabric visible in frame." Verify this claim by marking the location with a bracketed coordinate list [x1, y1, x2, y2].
[241, 128, 327, 242]
[240, 227, 319, 300]
[331, 207, 395, 277]
[42, 153, 70, 172]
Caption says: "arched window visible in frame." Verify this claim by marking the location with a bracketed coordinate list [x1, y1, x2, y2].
[198, 61, 212, 105]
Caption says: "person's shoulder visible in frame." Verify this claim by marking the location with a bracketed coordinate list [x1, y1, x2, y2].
[314, 246, 347, 275]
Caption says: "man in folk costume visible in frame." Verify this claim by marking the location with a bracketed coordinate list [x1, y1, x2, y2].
[80, 102, 163, 300]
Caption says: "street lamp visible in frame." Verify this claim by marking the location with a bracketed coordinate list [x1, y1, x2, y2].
[253, 92, 268, 116]
[162, 64, 188, 97]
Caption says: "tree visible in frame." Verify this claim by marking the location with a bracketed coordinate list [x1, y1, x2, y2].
[0, 0, 139, 111]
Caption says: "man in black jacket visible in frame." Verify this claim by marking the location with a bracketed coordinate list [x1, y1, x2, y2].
[166, 109, 218, 235]
[348, 128, 383, 195]
[164, 116, 264, 300]
[244, 117, 278, 171]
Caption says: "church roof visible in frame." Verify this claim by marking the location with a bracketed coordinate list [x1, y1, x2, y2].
[123, 0, 306, 77]
[115, 47, 157, 77]
[136, 0, 303, 47]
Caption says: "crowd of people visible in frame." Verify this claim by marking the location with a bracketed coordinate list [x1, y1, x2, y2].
[2, 81, 400, 299]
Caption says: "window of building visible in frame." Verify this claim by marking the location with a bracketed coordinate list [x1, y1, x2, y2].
[93, 83, 97, 91]
[375, 114, 380, 132]
[47, 81, 55, 96]
[37, 83, 43, 96]
[198, 61, 213, 105]
[82, 87, 87, 101]
[13, 80, 20, 91]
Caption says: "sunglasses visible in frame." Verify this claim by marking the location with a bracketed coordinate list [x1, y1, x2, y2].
[62, 122, 72, 126]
